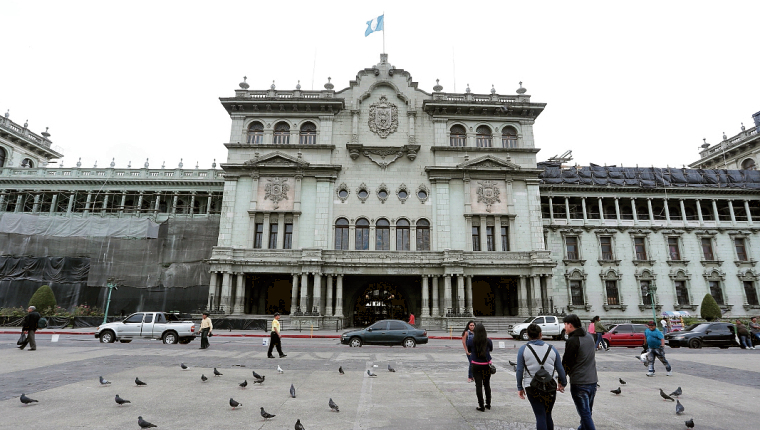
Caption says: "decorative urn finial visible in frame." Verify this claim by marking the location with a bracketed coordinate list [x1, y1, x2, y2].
[270, 80, 276, 90]
[516, 81, 527, 94]
[433, 79, 443, 92]
[296, 80, 301, 90]
[42, 127, 50, 139]
[144, 158, 149, 168]
[109, 158, 115, 168]
[741, 122, 745, 131]
[239, 76, 249, 90]
[324, 77, 334, 90]
[491, 84, 496, 95]
[178, 158, 183, 169]
[465, 84, 471, 94]
[212, 158, 217, 168]
[76, 157, 82, 168]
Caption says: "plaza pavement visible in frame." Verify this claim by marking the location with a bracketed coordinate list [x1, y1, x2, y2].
[0, 328, 758, 430]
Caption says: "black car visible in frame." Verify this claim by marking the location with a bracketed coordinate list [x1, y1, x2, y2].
[340, 319, 428, 348]
[664, 322, 738, 349]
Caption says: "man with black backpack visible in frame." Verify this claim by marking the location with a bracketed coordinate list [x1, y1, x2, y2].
[18, 306, 41, 351]
[516, 323, 567, 430]
[562, 314, 598, 430]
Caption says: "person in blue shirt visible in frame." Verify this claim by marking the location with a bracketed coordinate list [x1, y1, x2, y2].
[516, 323, 567, 430]
[466, 323, 493, 412]
[644, 321, 672, 376]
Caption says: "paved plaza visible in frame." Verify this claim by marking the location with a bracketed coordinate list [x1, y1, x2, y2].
[1, 331, 758, 429]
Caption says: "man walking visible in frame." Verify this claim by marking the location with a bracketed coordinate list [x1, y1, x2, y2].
[267, 312, 286, 358]
[562, 314, 598, 430]
[749, 317, 760, 346]
[19, 306, 41, 351]
[644, 321, 672, 376]
[199, 312, 213, 349]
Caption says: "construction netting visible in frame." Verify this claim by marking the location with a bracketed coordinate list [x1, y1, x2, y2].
[538, 163, 760, 189]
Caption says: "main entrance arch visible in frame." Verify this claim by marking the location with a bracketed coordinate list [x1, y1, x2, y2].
[349, 276, 415, 327]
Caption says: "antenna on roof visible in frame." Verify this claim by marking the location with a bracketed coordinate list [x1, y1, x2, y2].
[547, 150, 573, 165]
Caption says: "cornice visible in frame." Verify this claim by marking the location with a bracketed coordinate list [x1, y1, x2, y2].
[431, 146, 540, 154]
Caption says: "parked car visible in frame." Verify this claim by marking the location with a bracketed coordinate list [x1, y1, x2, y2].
[511, 316, 567, 340]
[600, 324, 648, 349]
[664, 322, 738, 349]
[96, 312, 196, 344]
[340, 319, 428, 347]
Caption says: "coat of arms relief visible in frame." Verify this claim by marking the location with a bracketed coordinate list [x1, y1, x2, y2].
[476, 180, 501, 213]
[368, 95, 398, 138]
[264, 177, 289, 209]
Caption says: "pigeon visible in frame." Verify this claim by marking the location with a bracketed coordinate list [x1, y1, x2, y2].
[138, 416, 157, 428]
[229, 398, 241, 409]
[20, 394, 38, 405]
[254, 375, 265, 384]
[619, 378, 626, 385]
[135, 377, 147, 386]
[670, 386, 682, 397]
[239, 380, 247, 388]
[659, 388, 675, 401]
[260, 407, 275, 419]
[685, 418, 694, 428]
[252, 370, 262, 379]
[610, 387, 621, 395]
[278, 365, 284, 374]
[99, 376, 111, 385]
[388, 364, 395, 372]
[508, 360, 517, 367]
[295, 418, 305, 430]
[367, 369, 377, 377]
[115, 394, 131, 405]
[213, 368, 223, 377]
[676, 400, 684, 415]
[338, 366, 344, 375]
[290, 384, 296, 398]
[180, 363, 188, 370]
[201, 374, 208, 382]
[329, 398, 339, 412]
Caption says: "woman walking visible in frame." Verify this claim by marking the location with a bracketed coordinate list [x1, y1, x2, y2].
[466, 323, 493, 412]
[199, 312, 213, 349]
[516, 323, 567, 430]
[462, 320, 476, 382]
[594, 316, 608, 351]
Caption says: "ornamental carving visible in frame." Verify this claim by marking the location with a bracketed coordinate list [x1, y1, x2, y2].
[264, 177, 289, 209]
[368, 95, 399, 138]
[476, 180, 501, 213]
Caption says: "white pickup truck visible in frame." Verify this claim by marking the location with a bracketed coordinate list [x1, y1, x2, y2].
[95, 312, 196, 344]
[510, 315, 567, 341]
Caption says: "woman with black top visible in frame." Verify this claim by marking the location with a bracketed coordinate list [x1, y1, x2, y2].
[466, 323, 493, 411]
[462, 320, 476, 382]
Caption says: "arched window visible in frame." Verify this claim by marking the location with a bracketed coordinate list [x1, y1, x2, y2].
[476, 125, 492, 147]
[415, 219, 430, 251]
[449, 125, 466, 147]
[396, 219, 410, 251]
[502, 127, 518, 148]
[21, 158, 34, 168]
[335, 218, 349, 250]
[299, 122, 317, 145]
[0, 147, 6, 168]
[376, 218, 390, 250]
[273, 122, 290, 144]
[247, 121, 264, 144]
[355, 218, 369, 250]
[741, 158, 757, 170]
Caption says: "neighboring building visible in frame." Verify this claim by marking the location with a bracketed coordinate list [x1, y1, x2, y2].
[0, 111, 62, 168]
[689, 111, 760, 170]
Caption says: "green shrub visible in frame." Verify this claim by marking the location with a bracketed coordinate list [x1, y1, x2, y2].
[28, 285, 57, 315]
[700, 294, 722, 321]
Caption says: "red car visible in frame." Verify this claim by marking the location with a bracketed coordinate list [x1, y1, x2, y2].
[600, 324, 648, 349]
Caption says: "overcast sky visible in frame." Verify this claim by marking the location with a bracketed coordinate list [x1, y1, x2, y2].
[2, 1, 758, 170]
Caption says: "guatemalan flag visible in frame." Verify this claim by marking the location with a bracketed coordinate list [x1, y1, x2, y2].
[365, 15, 384, 37]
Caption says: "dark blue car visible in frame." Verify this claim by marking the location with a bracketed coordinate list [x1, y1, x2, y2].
[340, 319, 428, 348]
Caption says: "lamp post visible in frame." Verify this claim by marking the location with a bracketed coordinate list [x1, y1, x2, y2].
[103, 278, 118, 325]
[644, 282, 658, 327]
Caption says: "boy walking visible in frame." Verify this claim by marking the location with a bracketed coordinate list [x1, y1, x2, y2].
[644, 321, 672, 376]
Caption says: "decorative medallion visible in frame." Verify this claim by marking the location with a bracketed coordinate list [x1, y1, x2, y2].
[376, 184, 389, 204]
[368, 95, 399, 138]
[336, 183, 350, 203]
[264, 177, 290, 209]
[476, 180, 501, 212]
[416, 184, 430, 203]
[356, 183, 370, 203]
[396, 184, 409, 204]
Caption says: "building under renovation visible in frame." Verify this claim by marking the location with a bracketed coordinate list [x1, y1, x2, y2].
[1, 55, 758, 327]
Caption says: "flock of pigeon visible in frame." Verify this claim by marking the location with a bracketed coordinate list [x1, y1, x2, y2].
[19, 361, 398, 429]
[608, 378, 693, 428]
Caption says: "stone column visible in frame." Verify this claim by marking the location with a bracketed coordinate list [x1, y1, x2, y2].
[664, 199, 671, 222]
[31, 193, 40, 213]
[565, 197, 571, 219]
[334, 275, 344, 317]
[325, 275, 334, 316]
[313, 273, 322, 315]
[647, 198, 654, 221]
[207, 272, 218, 310]
[220, 272, 232, 313]
[581, 197, 587, 221]
[518, 276, 529, 315]
[631, 198, 638, 222]
[171, 194, 178, 214]
[531, 276, 541, 315]
[188, 191, 195, 216]
[300, 273, 309, 313]
[711, 199, 720, 222]
[369, 224, 376, 251]
[263, 213, 271, 249]
[465, 276, 473, 315]
[66, 192, 75, 215]
[119, 192, 126, 216]
[465, 215, 473, 251]
[443, 275, 453, 313]
[696, 199, 704, 225]
[614, 197, 621, 223]
[421, 276, 430, 317]
[290, 274, 299, 315]
[277, 215, 285, 249]
[480, 217, 488, 252]
[548, 197, 554, 220]
[83, 191, 93, 216]
[494, 216, 502, 251]
[745, 200, 754, 224]
[598, 198, 604, 221]
[457, 275, 466, 313]
[48, 193, 57, 215]
[234, 273, 245, 314]
[292, 214, 300, 249]
[728, 200, 736, 225]
[431, 276, 440, 317]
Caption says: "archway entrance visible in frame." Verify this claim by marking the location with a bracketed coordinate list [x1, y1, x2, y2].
[471, 276, 519, 316]
[350, 277, 412, 327]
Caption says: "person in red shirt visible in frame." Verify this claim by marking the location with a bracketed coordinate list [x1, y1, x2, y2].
[408, 313, 415, 326]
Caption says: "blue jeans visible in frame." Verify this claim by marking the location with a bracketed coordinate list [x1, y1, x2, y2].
[739, 335, 753, 349]
[570, 383, 596, 430]
[526, 387, 556, 430]
[647, 347, 671, 373]
[595, 333, 603, 349]
[753, 333, 760, 344]
[466, 354, 473, 379]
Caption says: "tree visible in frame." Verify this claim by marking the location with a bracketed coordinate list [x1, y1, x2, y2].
[28, 285, 57, 315]
[700, 293, 722, 321]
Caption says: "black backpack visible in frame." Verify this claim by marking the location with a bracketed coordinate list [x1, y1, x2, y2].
[526, 344, 557, 393]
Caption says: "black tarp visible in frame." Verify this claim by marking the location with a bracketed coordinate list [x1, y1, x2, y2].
[541, 165, 760, 189]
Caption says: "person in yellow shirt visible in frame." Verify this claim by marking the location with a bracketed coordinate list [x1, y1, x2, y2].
[199, 312, 213, 349]
[267, 312, 286, 358]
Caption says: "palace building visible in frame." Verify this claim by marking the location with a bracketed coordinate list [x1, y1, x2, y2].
[1, 54, 758, 328]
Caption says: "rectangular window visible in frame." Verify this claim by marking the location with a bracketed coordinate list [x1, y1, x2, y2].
[565, 236, 579, 260]
[268, 223, 278, 249]
[472, 227, 481, 251]
[605, 280, 619, 305]
[486, 226, 495, 251]
[396, 228, 410, 251]
[709, 281, 724, 305]
[668, 237, 681, 260]
[641, 280, 652, 305]
[634, 237, 647, 260]
[735, 238, 748, 261]
[675, 281, 690, 305]
[356, 227, 369, 250]
[416, 227, 430, 251]
[744, 281, 759, 306]
[254, 223, 264, 249]
[284, 223, 293, 249]
[335, 226, 349, 250]
[376, 228, 390, 251]
[501, 226, 509, 251]
[600, 236, 613, 260]
[570, 280, 584, 306]
[701, 238, 714, 260]
[450, 135, 466, 147]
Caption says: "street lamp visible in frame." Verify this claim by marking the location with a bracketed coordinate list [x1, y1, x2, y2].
[642, 282, 658, 326]
[103, 278, 119, 325]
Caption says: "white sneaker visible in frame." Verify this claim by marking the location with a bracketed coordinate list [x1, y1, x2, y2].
[751, 347, 756, 350]
[666, 371, 672, 376]
[646, 372, 654, 377]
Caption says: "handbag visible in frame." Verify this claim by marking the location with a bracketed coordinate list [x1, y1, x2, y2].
[488, 363, 496, 374]
[17, 333, 27, 346]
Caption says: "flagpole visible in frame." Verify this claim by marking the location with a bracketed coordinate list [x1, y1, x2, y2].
[382, 11, 385, 53]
